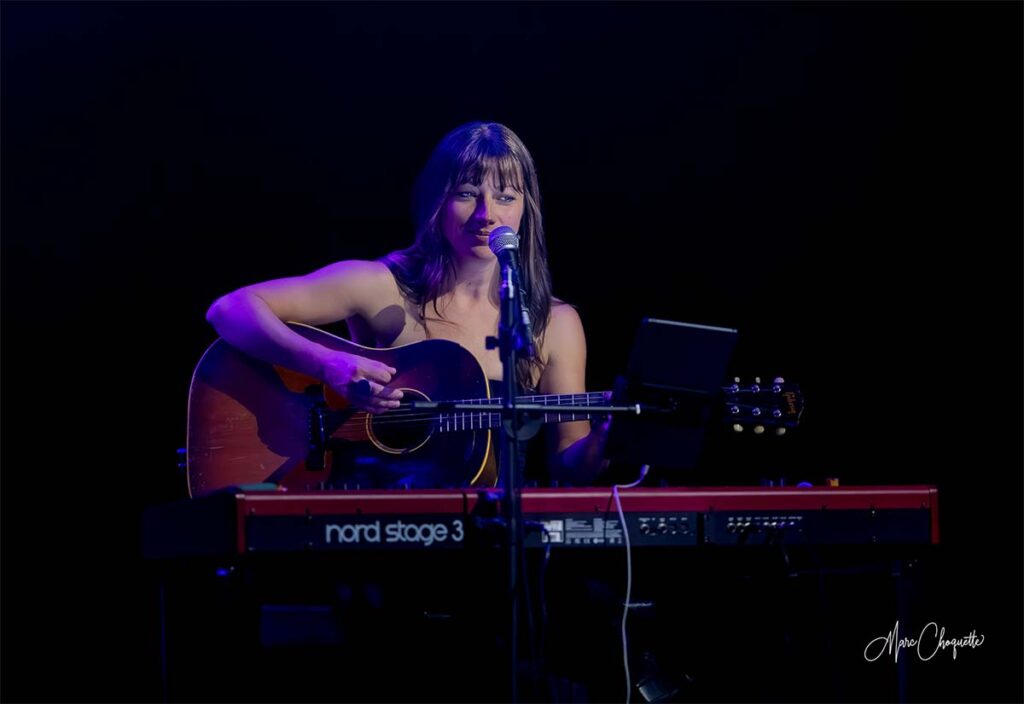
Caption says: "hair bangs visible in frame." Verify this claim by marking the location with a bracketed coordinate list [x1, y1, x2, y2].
[452, 146, 525, 194]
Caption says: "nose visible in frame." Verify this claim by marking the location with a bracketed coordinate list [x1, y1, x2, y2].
[473, 195, 496, 225]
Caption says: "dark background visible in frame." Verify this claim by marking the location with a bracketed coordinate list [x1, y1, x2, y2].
[2, 2, 1020, 702]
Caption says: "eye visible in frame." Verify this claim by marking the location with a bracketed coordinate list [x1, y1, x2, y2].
[454, 191, 478, 200]
[497, 194, 518, 204]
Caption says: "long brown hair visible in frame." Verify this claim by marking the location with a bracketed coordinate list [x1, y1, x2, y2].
[381, 122, 553, 391]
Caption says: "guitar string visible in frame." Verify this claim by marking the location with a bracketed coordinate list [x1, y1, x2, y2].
[325, 398, 787, 441]
[325, 388, 785, 425]
[333, 398, 783, 429]
[322, 385, 785, 430]
[322, 393, 787, 429]
[328, 392, 607, 430]
[329, 394, 608, 440]
[328, 400, 787, 442]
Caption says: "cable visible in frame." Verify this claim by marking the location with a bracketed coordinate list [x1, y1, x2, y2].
[612, 464, 650, 704]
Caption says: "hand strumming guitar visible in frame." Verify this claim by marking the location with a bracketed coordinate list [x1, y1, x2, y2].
[314, 348, 404, 414]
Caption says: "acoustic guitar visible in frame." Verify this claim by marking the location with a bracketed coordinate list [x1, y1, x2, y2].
[187, 323, 802, 497]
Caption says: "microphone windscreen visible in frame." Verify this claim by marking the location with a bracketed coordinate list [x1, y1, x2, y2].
[488, 226, 519, 255]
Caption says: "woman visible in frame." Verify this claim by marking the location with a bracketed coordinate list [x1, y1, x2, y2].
[206, 121, 606, 486]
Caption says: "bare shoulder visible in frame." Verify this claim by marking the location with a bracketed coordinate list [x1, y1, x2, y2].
[306, 259, 403, 315]
[241, 259, 401, 326]
[307, 259, 394, 289]
[548, 301, 585, 337]
[542, 301, 586, 364]
[537, 300, 587, 396]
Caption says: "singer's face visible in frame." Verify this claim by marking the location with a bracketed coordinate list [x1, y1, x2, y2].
[442, 171, 524, 261]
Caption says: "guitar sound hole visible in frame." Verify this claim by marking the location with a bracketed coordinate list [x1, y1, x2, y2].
[367, 388, 433, 454]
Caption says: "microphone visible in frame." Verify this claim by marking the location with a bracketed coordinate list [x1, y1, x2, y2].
[488, 226, 536, 358]
[488, 225, 520, 268]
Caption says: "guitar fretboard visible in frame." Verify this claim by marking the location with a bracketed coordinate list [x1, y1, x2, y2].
[435, 392, 607, 433]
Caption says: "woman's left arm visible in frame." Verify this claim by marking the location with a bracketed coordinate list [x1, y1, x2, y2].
[539, 303, 609, 485]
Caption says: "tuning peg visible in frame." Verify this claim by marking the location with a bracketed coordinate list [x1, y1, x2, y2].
[775, 427, 786, 436]
[773, 376, 785, 384]
[732, 423, 744, 433]
[754, 376, 762, 384]
[753, 425, 765, 435]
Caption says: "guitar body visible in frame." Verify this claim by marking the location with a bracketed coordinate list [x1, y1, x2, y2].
[187, 324, 496, 497]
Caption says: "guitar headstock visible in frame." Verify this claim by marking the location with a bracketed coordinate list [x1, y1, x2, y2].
[721, 377, 804, 435]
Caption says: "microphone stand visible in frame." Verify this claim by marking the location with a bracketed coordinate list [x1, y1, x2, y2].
[409, 233, 655, 700]
[485, 260, 529, 703]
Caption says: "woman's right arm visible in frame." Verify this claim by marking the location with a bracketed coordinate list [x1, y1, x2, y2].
[205, 260, 403, 412]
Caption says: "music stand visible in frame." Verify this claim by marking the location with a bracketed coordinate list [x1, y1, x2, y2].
[604, 318, 739, 470]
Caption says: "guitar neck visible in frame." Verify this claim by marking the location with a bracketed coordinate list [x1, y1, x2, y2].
[428, 379, 803, 434]
[435, 391, 608, 433]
